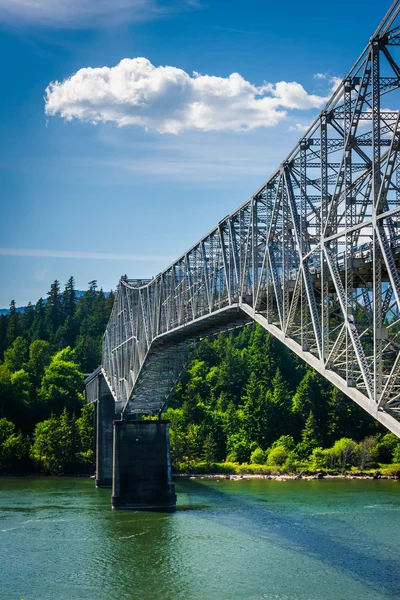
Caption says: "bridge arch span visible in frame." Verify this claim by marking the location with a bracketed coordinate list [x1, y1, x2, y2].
[90, 3, 400, 439]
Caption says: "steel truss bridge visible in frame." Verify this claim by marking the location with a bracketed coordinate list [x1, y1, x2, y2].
[89, 1, 400, 437]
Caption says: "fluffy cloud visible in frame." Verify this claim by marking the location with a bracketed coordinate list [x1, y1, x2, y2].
[0, 0, 195, 27]
[45, 58, 328, 133]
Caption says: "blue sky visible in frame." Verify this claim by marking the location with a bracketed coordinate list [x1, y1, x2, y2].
[0, 0, 389, 307]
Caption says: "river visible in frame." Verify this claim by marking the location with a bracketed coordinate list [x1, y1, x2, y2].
[0, 476, 399, 600]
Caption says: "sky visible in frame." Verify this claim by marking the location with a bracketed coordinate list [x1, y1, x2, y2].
[0, 0, 391, 307]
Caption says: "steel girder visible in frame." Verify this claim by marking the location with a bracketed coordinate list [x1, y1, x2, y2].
[101, 2, 400, 436]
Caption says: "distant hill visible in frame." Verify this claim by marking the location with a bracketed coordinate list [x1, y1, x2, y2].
[0, 290, 110, 315]
[0, 306, 25, 315]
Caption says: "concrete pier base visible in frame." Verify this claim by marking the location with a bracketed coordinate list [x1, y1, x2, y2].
[111, 420, 176, 511]
[95, 377, 118, 489]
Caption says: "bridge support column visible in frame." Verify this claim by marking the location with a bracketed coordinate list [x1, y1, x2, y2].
[111, 420, 176, 511]
[95, 377, 119, 489]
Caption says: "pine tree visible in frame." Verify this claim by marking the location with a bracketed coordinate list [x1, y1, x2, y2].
[242, 371, 264, 445]
[21, 302, 35, 339]
[76, 403, 94, 467]
[62, 276, 76, 320]
[105, 289, 115, 315]
[32, 298, 47, 340]
[202, 433, 217, 468]
[0, 315, 7, 360]
[6, 300, 20, 346]
[45, 280, 62, 337]
[266, 368, 292, 444]
[301, 410, 320, 448]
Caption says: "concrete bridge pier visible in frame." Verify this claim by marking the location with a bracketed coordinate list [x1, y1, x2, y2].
[111, 420, 176, 511]
[95, 376, 120, 489]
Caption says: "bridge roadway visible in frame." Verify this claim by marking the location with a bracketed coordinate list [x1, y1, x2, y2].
[85, 1, 400, 509]
[95, 233, 400, 436]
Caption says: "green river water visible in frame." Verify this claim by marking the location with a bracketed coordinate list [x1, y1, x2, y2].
[0, 476, 399, 600]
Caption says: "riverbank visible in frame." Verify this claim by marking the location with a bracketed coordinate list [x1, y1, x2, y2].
[174, 472, 400, 480]
[2, 463, 399, 480]
[172, 461, 400, 480]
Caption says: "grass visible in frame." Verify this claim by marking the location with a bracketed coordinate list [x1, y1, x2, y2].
[172, 461, 400, 477]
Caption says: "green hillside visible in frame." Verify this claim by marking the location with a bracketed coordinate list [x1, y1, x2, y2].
[0, 277, 399, 475]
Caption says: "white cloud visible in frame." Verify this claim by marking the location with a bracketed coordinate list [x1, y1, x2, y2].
[329, 76, 342, 93]
[0, 248, 174, 262]
[313, 72, 328, 80]
[45, 58, 328, 134]
[266, 80, 324, 110]
[0, 0, 195, 27]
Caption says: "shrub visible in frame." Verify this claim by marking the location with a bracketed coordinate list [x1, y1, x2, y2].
[293, 441, 314, 460]
[226, 434, 254, 463]
[271, 435, 295, 451]
[356, 436, 378, 469]
[266, 445, 288, 466]
[310, 447, 326, 470]
[326, 438, 357, 471]
[250, 447, 266, 464]
[375, 433, 399, 463]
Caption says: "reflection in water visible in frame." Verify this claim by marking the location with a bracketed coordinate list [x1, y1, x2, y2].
[0, 476, 399, 600]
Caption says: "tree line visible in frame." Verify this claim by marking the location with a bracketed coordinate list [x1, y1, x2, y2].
[0, 276, 399, 475]
[0, 277, 113, 474]
[163, 324, 400, 472]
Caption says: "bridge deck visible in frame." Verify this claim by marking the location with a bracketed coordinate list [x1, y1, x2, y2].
[91, 3, 400, 437]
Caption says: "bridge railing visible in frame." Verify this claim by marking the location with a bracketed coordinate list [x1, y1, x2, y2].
[101, 3, 400, 435]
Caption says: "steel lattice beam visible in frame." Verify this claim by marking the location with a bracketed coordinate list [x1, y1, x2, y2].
[99, 3, 400, 436]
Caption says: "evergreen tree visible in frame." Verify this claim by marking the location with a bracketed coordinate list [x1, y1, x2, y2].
[105, 289, 115, 315]
[0, 276, 395, 473]
[0, 366, 18, 423]
[292, 371, 329, 444]
[6, 300, 20, 346]
[0, 314, 7, 360]
[3, 337, 29, 372]
[202, 433, 217, 468]
[28, 340, 51, 388]
[301, 410, 320, 449]
[76, 403, 94, 467]
[32, 298, 47, 340]
[57, 277, 78, 348]
[62, 276, 77, 321]
[241, 371, 265, 447]
[45, 280, 62, 337]
[74, 328, 101, 372]
[21, 302, 35, 339]
[266, 369, 292, 444]
[92, 289, 108, 332]
[0, 417, 30, 473]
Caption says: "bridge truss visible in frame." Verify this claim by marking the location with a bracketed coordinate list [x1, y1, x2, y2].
[98, 1, 400, 436]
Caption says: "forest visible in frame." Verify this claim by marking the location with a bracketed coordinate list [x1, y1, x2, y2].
[0, 276, 399, 475]
[0, 278, 113, 474]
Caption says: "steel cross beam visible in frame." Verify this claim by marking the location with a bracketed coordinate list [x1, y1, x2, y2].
[100, 3, 400, 436]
